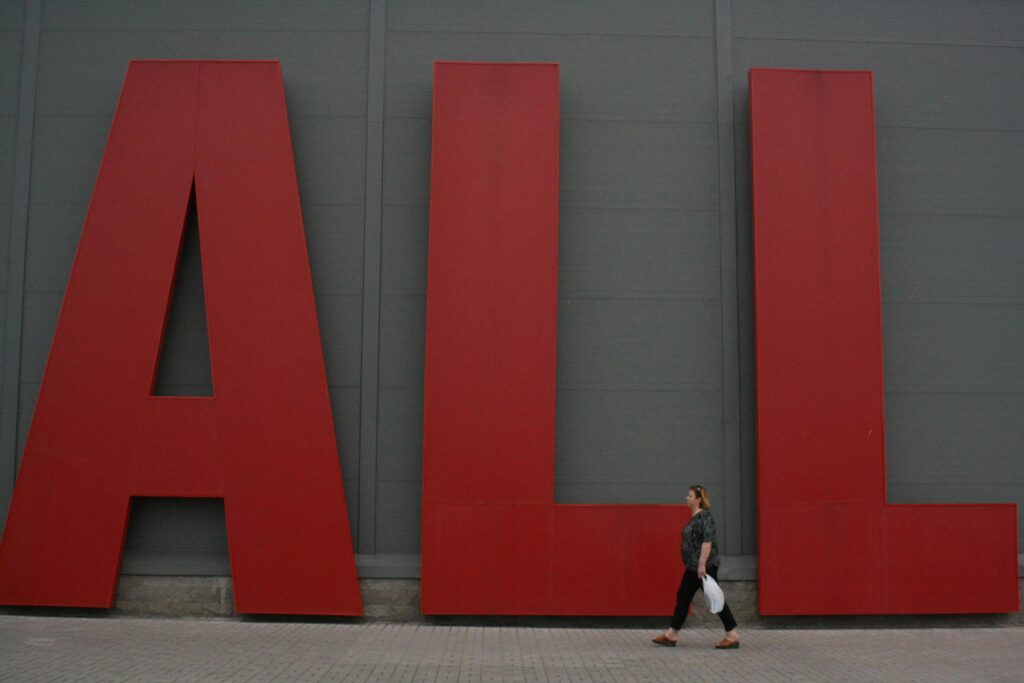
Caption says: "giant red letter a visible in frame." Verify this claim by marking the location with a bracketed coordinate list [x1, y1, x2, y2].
[0, 61, 362, 615]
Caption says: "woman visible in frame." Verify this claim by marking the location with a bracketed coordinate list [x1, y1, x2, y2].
[652, 484, 740, 649]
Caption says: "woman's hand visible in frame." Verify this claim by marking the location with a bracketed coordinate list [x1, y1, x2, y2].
[697, 563, 707, 579]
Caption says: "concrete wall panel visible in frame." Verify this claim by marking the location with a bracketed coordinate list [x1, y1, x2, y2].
[388, 0, 714, 36]
[41, 0, 369, 31]
[732, 0, 1024, 45]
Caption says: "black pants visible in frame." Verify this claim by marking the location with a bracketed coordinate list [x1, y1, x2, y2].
[670, 565, 738, 632]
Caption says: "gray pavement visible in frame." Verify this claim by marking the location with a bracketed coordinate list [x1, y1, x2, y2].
[1, 616, 1022, 682]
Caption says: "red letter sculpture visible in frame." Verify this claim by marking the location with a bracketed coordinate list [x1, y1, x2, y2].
[422, 62, 685, 615]
[0, 61, 362, 615]
[750, 68, 1018, 614]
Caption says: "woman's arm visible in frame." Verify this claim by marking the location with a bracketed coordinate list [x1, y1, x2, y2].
[697, 541, 712, 578]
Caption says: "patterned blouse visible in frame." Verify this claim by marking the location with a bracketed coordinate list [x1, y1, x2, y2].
[681, 509, 720, 571]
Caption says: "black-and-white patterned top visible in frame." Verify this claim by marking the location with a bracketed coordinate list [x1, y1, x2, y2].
[681, 509, 720, 571]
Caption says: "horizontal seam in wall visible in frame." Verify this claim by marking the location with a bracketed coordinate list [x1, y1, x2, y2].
[877, 210, 1024, 218]
[386, 29, 714, 39]
[735, 118, 1024, 134]
[376, 385, 727, 393]
[556, 385, 723, 392]
[732, 34, 1024, 50]
[558, 294, 721, 300]
[382, 114, 720, 124]
[885, 389, 1024, 395]
[26, 201, 368, 208]
[384, 203, 722, 211]
[889, 482, 1024, 486]
[881, 298, 1024, 306]
[880, 210, 1024, 218]
[32, 114, 370, 119]
[382, 204, 721, 214]
[876, 124, 1024, 134]
[39, 27, 372, 33]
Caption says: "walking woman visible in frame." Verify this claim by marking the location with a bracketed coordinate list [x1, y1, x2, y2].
[652, 484, 740, 649]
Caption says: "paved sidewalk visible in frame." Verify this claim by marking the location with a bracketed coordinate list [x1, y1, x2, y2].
[1, 616, 1021, 682]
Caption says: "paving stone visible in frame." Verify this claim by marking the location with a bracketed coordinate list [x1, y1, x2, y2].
[1, 616, 1022, 682]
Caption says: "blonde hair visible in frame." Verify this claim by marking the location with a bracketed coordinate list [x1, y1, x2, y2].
[690, 484, 711, 510]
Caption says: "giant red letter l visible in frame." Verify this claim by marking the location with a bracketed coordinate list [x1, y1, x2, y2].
[422, 62, 685, 615]
[751, 69, 1017, 614]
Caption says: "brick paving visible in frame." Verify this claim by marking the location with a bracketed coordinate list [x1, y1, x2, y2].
[1, 616, 1021, 682]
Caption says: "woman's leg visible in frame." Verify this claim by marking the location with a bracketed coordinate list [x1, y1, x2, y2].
[707, 566, 739, 641]
[669, 569, 701, 632]
[717, 602, 739, 632]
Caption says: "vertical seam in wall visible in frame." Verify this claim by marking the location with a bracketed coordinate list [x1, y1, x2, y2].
[713, 0, 743, 556]
[357, 0, 386, 557]
[732, 21, 756, 561]
[0, 0, 42, 532]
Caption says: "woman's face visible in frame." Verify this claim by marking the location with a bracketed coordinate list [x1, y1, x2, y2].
[686, 489, 698, 509]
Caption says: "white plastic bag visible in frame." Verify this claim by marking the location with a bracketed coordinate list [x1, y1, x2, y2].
[701, 574, 725, 614]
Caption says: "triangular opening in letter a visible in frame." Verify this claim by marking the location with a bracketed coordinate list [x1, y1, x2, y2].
[152, 179, 214, 397]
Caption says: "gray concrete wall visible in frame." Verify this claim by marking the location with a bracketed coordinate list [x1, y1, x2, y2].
[0, 0, 1022, 584]
[0, 0, 26, 538]
[0, 3, 20, 382]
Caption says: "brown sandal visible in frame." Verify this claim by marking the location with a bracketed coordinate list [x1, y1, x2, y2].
[652, 634, 677, 647]
[715, 638, 740, 649]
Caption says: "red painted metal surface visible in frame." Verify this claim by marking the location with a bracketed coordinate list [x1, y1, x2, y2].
[0, 61, 362, 615]
[750, 69, 1018, 614]
[422, 62, 685, 615]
